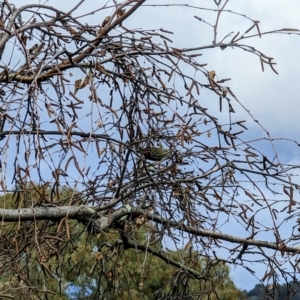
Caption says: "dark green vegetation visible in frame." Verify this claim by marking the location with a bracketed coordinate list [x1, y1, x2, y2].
[246, 283, 300, 300]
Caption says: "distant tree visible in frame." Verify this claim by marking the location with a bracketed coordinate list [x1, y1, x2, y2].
[247, 282, 300, 300]
[247, 284, 265, 299]
[0, 1, 300, 299]
[64, 219, 247, 299]
[0, 187, 246, 299]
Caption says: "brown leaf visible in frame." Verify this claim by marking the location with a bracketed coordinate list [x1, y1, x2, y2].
[80, 76, 89, 89]
[106, 270, 113, 280]
[102, 16, 111, 27]
[208, 70, 216, 79]
[94, 251, 102, 261]
[117, 9, 126, 17]
[74, 79, 82, 94]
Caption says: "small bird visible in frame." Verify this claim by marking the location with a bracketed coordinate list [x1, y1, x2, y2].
[140, 145, 171, 161]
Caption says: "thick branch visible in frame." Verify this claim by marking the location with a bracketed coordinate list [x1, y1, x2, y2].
[0, 205, 131, 233]
[1, 205, 299, 254]
[130, 208, 300, 254]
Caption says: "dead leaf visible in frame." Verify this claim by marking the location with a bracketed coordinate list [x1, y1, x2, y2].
[74, 79, 82, 94]
[102, 16, 110, 27]
[208, 70, 216, 79]
[117, 9, 126, 17]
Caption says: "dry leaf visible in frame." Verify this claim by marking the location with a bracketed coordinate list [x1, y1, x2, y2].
[117, 9, 126, 17]
[135, 215, 146, 226]
[94, 251, 102, 261]
[106, 270, 113, 280]
[184, 240, 192, 251]
[69, 27, 77, 35]
[80, 76, 89, 89]
[147, 206, 153, 213]
[208, 70, 216, 79]
[102, 16, 110, 27]
[107, 180, 116, 188]
[74, 79, 82, 94]
[173, 190, 181, 198]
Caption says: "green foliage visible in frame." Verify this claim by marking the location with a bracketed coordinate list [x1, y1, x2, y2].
[0, 188, 245, 299]
[58, 228, 247, 299]
[0, 185, 84, 299]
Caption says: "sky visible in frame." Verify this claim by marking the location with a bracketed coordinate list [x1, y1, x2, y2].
[4, 0, 300, 293]
[136, 1, 300, 140]
[10, 0, 300, 139]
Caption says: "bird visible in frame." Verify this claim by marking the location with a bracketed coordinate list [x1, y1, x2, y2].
[139, 145, 171, 161]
